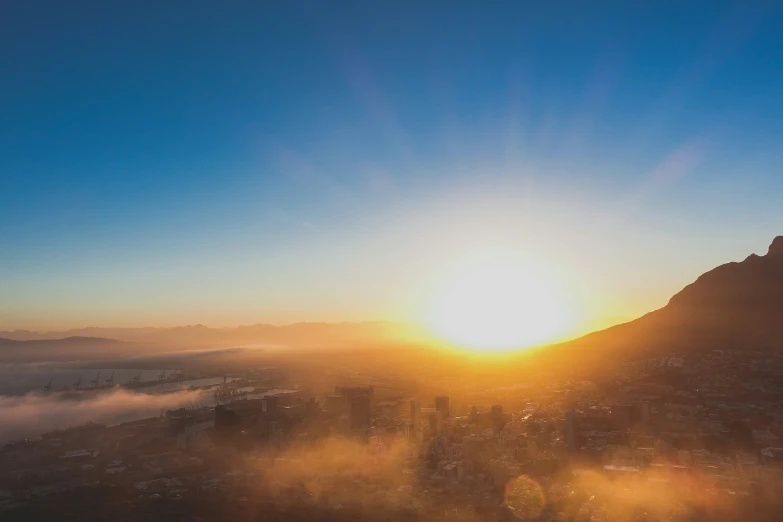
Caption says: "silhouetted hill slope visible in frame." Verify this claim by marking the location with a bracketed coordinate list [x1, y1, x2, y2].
[564, 236, 783, 359]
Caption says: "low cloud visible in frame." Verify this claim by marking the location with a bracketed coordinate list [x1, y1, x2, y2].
[0, 388, 207, 443]
[263, 436, 415, 508]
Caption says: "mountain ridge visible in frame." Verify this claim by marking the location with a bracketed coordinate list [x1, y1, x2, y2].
[559, 235, 783, 360]
[0, 336, 120, 345]
[0, 321, 418, 347]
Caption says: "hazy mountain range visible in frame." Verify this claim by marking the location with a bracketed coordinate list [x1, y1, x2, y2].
[2, 236, 782, 361]
[0, 321, 419, 348]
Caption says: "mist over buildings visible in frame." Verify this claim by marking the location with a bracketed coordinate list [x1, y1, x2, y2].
[0, 388, 206, 443]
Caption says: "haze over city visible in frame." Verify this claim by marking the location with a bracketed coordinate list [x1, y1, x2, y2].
[2, 2, 783, 522]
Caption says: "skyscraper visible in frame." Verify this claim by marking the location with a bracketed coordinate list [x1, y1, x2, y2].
[435, 395, 450, 418]
[491, 404, 504, 431]
[410, 400, 421, 427]
[261, 395, 279, 415]
[350, 395, 371, 431]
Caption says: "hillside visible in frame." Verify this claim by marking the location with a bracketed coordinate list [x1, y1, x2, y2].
[561, 236, 783, 361]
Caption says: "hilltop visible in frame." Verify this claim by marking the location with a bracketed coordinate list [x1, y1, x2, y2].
[560, 236, 783, 362]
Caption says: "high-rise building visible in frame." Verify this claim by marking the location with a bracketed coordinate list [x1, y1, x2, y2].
[410, 400, 421, 426]
[632, 401, 651, 425]
[305, 398, 320, 418]
[261, 395, 279, 415]
[428, 410, 442, 436]
[350, 395, 371, 431]
[435, 396, 450, 418]
[491, 404, 505, 431]
[215, 405, 241, 438]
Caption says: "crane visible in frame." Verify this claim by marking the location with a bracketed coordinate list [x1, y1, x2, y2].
[129, 371, 142, 385]
[43, 379, 52, 393]
[90, 372, 101, 388]
[74, 375, 82, 389]
[158, 369, 167, 382]
[105, 370, 115, 386]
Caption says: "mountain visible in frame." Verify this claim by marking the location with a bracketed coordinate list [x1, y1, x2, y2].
[562, 236, 783, 360]
[0, 336, 123, 362]
[0, 336, 117, 345]
[0, 322, 420, 349]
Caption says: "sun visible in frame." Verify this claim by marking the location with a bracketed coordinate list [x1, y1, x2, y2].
[425, 257, 569, 351]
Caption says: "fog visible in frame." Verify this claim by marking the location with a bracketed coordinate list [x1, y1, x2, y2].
[0, 388, 207, 443]
[263, 437, 415, 507]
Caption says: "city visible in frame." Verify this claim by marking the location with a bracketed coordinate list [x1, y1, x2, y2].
[3, 343, 783, 521]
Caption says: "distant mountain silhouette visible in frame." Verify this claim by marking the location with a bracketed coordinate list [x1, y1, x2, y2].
[563, 236, 783, 359]
[0, 322, 420, 349]
[0, 336, 122, 363]
[0, 336, 118, 345]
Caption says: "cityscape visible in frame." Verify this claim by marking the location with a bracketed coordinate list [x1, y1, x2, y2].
[4, 333, 783, 521]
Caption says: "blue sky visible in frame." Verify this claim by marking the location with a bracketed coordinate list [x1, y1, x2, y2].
[1, 1, 782, 332]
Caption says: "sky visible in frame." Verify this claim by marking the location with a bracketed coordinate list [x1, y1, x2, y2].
[1, 1, 783, 336]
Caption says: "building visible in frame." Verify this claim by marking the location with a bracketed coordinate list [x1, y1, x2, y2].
[262, 395, 279, 415]
[611, 404, 633, 430]
[325, 394, 348, 413]
[410, 400, 421, 426]
[491, 404, 505, 431]
[214, 405, 241, 437]
[350, 395, 371, 431]
[632, 401, 651, 425]
[435, 396, 450, 418]
[428, 410, 442, 436]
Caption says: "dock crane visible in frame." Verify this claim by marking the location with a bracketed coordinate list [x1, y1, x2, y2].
[129, 371, 142, 385]
[74, 375, 82, 389]
[90, 372, 101, 388]
[158, 369, 167, 382]
[43, 380, 52, 393]
[105, 370, 115, 386]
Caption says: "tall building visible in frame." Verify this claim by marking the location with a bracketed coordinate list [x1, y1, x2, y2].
[305, 398, 320, 418]
[410, 400, 421, 426]
[632, 401, 651, 425]
[428, 410, 442, 436]
[435, 396, 450, 418]
[350, 395, 371, 431]
[215, 405, 241, 438]
[491, 404, 505, 431]
[261, 395, 279, 415]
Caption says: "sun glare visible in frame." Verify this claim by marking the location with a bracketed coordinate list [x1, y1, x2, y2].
[426, 258, 570, 351]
